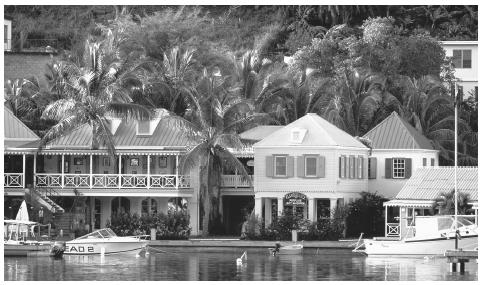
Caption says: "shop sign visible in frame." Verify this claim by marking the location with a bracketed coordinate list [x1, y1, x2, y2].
[284, 192, 307, 206]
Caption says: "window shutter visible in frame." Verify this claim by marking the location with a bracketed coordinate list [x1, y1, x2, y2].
[369, 157, 377, 179]
[423, 158, 427, 167]
[359, 156, 364, 179]
[430, 158, 435, 166]
[350, 156, 355, 179]
[339, 157, 342, 178]
[355, 156, 359, 178]
[345, 156, 350, 178]
[297, 156, 304, 177]
[287, 156, 294, 177]
[266, 156, 274, 177]
[385, 158, 392, 179]
[405, 158, 412, 179]
[317, 156, 325, 178]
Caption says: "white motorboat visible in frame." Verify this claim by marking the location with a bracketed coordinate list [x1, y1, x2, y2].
[362, 215, 478, 256]
[65, 228, 148, 255]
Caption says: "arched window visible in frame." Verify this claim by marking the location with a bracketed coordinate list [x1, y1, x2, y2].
[141, 198, 158, 215]
[111, 197, 130, 216]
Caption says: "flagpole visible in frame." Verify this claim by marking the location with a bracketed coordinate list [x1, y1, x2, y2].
[454, 85, 459, 249]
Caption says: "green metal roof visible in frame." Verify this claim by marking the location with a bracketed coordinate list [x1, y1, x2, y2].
[4, 107, 40, 148]
[363, 111, 434, 150]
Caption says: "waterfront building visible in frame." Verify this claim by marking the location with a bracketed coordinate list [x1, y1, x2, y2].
[382, 166, 478, 238]
[440, 41, 478, 98]
[363, 111, 439, 199]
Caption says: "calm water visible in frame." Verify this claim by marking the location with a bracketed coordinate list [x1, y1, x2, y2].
[4, 248, 478, 281]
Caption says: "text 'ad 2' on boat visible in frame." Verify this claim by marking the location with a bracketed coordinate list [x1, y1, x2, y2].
[65, 228, 149, 255]
[358, 215, 478, 256]
[4, 200, 65, 258]
[269, 242, 303, 256]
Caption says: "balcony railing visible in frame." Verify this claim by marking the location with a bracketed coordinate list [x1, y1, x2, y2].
[34, 173, 191, 189]
[386, 223, 400, 237]
[221, 175, 253, 188]
[4, 173, 24, 188]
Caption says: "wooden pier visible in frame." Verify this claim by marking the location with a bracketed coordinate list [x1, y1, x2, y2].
[444, 249, 478, 272]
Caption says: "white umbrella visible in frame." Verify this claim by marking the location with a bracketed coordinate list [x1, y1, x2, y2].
[15, 200, 30, 222]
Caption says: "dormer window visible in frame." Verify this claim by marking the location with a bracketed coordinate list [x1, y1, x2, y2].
[137, 120, 150, 135]
[290, 128, 307, 144]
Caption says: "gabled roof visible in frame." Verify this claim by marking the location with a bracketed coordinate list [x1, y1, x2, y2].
[4, 107, 40, 148]
[240, 126, 283, 141]
[45, 119, 190, 150]
[385, 167, 478, 207]
[363, 111, 434, 150]
[254, 113, 367, 148]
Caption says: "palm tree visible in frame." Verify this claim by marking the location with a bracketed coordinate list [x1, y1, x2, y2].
[4, 77, 41, 119]
[433, 189, 471, 215]
[40, 39, 153, 156]
[397, 75, 477, 165]
[163, 70, 268, 236]
[319, 69, 399, 136]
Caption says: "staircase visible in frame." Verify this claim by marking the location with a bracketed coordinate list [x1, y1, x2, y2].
[53, 212, 74, 238]
[25, 187, 65, 214]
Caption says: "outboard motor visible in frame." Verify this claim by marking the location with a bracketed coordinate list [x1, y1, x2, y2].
[50, 241, 66, 258]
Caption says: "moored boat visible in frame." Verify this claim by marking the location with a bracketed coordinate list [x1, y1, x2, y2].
[362, 215, 478, 256]
[65, 228, 148, 255]
[269, 243, 303, 255]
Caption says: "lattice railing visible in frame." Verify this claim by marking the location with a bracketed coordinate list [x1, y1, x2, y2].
[386, 223, 400, 237]
[4, 173, 24, 188]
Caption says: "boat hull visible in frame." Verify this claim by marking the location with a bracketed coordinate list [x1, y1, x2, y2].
[4, 243, 64, 257]
[269, 244, 303, 255]
[65, 239, 148, 255]
[364, 236, 478, 256]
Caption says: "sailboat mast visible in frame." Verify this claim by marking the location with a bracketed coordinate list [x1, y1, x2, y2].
[454, 86, 459, 249]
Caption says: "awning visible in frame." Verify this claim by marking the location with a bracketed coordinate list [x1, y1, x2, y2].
[383, 199, 434, 208]
[5, 149, 185, 156]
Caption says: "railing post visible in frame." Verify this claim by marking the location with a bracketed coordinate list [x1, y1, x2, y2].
[22, 154, 26, 188]
[61, 154, 65, 188]
[385, 205, 388, 237]
[176, 154, 179, 189]
[118, 154, 122, 189]
[33, 153, 37, 187]
[147, 154, 151, 190]
[89, 154, 93, 189]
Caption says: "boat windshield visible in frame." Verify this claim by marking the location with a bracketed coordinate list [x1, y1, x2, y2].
[76, 228, 118, 240]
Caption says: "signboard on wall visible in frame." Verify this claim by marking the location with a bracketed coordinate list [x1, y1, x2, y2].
[284, 192, 307, 206]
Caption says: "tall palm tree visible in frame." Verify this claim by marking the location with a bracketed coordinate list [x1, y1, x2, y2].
[4, 77, 41, 119]
[163, 70, 268, 236]
[40, 39, 153, 156]
[433, 189, 471, 215]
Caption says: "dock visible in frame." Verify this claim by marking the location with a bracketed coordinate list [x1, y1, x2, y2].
[444, 249, 478, 272]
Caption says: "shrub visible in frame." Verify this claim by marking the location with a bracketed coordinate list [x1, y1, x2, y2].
[346, 192, 387, 238]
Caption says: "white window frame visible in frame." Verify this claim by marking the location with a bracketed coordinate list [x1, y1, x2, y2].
[305, 156, 317, 177]
[392, 158, 405, 179]
[340, 156, 346, 178]
[357, 157, 363, 179]
[274, 156, 287, 177]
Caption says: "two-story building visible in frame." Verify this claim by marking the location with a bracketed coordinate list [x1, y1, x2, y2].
[251, 113, 370, 227]
[441, 41, 478, 98]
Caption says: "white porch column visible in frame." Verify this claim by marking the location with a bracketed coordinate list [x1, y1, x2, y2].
[219, 195, 224, 222]
[147, 154, 151, 189]
[22, 154, 26, 188]
[308, 198, 316, 222]
[61, 154, 65, 188]
[33, 153, 37, 187]
[277, 197, 284, 216]
[264, 198, 272, 226]
[175, 154, 179, 189]
[89, 154, 93, 189]
[330, 198, 338, 219]
[254, 197, 263, 219]
[118, 154, 122, 189]
[385, 205, 388, 237]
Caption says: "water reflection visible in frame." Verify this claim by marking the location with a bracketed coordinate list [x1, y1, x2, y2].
[4, 249, 477, 281]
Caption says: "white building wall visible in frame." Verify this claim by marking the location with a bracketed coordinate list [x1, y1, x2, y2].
[4, 19, 12, 51]
[368, 149, 439, 199]
[441, 41, 478, 97]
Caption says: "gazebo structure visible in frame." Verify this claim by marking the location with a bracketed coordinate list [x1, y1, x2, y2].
[383, 166, 478, 239]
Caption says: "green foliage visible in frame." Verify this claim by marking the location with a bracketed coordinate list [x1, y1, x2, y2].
[107, 210, 191, 240]
[433, 189, 472, 215]
[346, 192, 387, 238]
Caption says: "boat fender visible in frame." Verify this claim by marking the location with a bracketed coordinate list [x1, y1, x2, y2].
[50, 241, 66, 258]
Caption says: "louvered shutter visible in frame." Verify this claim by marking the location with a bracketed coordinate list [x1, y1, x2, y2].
[266, 156, 274, 177]
[339, 157, 342, 178]
[349, 156, 355, 178]
[385, 158, 392, 179]
[287, 156, 294, 177]
[369, 157, 377, 179]
[317, 156, 325, 178]
[405, 158, 412, 179]
[359, 156, 364, 179]
[430, 158, 435, 166]
[423, 158, 427, 166]
[297, 156, 304, 177]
